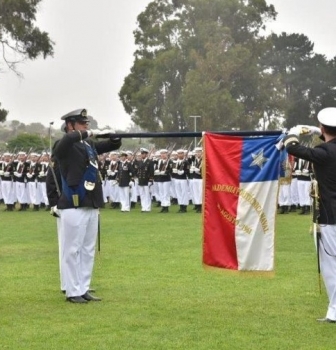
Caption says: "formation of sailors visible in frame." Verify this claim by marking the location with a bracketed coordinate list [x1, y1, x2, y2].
[99, 146, 203, 213]
[277, 151, 313, 215]
[1, 145, 320, 220]
[0, 151, 50, 211]
[1, 146, 317, 217]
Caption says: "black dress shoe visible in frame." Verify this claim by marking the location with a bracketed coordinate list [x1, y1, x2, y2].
[81, 292, 102, 301]
[317, 317, 336, 323]
[66, 296, 88, 304]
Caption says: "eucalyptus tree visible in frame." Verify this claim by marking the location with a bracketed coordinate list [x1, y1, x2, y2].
[261, 32, 336, 127]
[119, 0, 276, 133]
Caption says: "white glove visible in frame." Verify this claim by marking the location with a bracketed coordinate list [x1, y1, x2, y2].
[4, 171, 10, 177]
[107, 170, 112, 176]
[14, 171, 22, 178]
[154, 170, 160, 175]
[194, 168, 200, 174]
[289, 125, 322, 136]
[303, 125, 321, 136]
[0, 170, 4, 176]
[302, 169, 310, 175]
[288, 126, 301, 136]
[189, 166, 195, 173]
[177, 170, 184, 175]
[88, 129, 101, 137]
[160, 171, 166, 175]
[98, 129, 113, 136]
[39, 171, 45, 177]
[50, 206, 60, 218]
[129, 181, 134, 187]
[26, 173, 33, 179]
[172, 168, 178, 174]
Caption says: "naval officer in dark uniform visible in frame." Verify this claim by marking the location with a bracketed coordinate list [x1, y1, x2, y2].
[137, 148, 154, 212]
[50, 108, 121, 303]
[283, 107, 336, 323]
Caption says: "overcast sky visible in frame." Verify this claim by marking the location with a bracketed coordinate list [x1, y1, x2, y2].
[1, 0, 336, 132]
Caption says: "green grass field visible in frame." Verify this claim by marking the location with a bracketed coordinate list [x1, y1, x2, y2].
[0, 204, 335, 350]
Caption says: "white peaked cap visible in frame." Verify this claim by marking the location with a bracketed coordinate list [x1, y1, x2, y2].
[317, 107, 336, 127]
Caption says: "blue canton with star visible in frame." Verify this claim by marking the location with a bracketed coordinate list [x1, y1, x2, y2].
[240, 137, 280, 183]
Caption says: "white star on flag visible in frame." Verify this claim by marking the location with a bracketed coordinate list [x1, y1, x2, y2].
[250, 149, 268, 169]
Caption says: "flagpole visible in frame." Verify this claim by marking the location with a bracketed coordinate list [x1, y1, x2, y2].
[97, 130, 282, 139]
[49, 121, 54, 154]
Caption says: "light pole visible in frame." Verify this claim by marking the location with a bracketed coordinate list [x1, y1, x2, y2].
[49, 121, 54, 154]
[189, 115, 201, 148]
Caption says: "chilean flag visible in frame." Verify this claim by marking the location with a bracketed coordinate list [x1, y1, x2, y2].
[203, 133, 281, 271]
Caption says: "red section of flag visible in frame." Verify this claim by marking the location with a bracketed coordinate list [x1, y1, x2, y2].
[203, 133, 243, 269]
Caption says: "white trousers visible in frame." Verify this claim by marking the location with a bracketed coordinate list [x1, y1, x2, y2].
[192, 178, 203, 205]
[119, 186, 130, 211]
[102, 180, 111, 203]
[318, 225, 336, 320]
[59, 208, 98, 297]
[290, 178, 299, 205]
[278, 183, 291, 206]
[109, 180, 119, 202]
[152, 182, 160, 201]
[175, 179, 189, 205]
[158, 181, 171, 207]
[138, 185, 152, 211]
[28, 181, 40, 205]
[38, 182, 49, 205]
[15, 182, 28, 204]
[297, 180, 311, 206]
[170, 178, 177, 199]
[130, 178, 138, 203]
[1, 180, 15, 204]
[56, 217, 66, 291]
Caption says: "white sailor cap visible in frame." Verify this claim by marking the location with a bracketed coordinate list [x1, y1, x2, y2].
[176, 149, 184, 153]
[194, 147, 203, 152]
[3, 152, 11, 156]
[61, 108, 89, 122]
[160, 149, 168, 153]
[31, 152, 39, 157]
[171, 151, 177, 155]
[140, 147, 149, 153]
[18, 151, 27, 155]
[126, 150, 133, 156]
[120, 150, 128, 156]
[110, 151, 118, 155]
[317, 107, 336, 127]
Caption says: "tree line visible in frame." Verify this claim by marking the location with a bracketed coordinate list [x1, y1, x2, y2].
[119, 0, 336, 133]
[1, 0, 336, 138]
